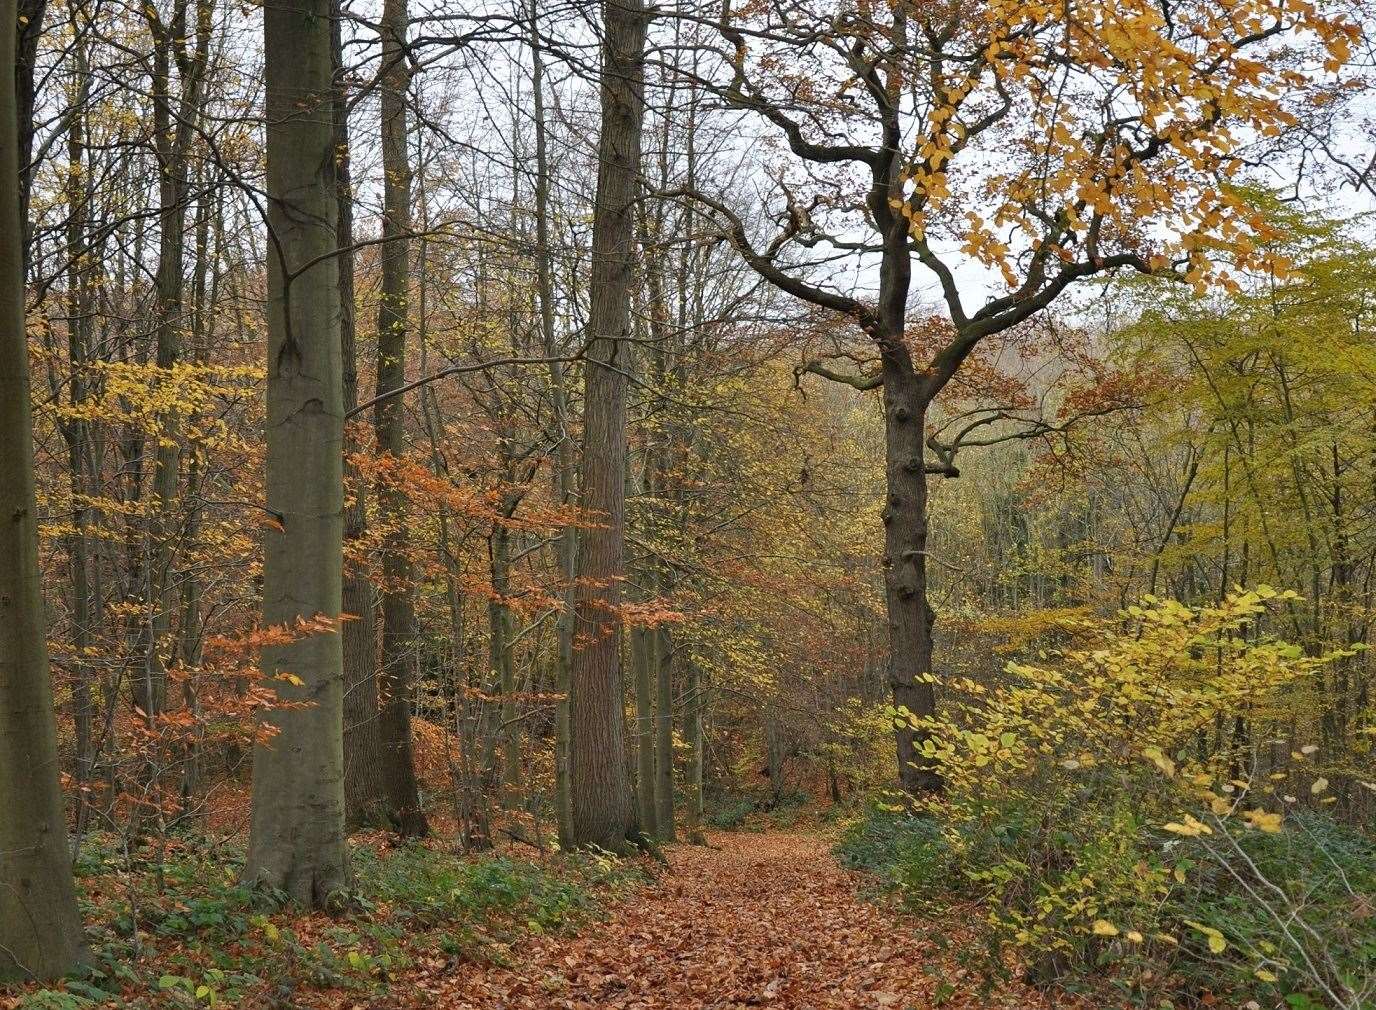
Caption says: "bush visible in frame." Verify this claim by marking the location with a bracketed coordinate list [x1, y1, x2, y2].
[705, 795, 757, 829]
[857, 589, 1376, 1007]
[835, 803, 944, 876]
[1161, 811, 1376, 1008]
[351, 844, 631, 934]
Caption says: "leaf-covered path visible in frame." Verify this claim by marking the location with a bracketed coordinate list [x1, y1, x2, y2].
[427, 832, 1060, 1010]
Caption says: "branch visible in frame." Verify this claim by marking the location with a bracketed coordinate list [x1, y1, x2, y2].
[797, 360, 883, 391]
[658, 187, 883, 335]
[346, 354, 584, 420]
[925, 401, 1140, 476]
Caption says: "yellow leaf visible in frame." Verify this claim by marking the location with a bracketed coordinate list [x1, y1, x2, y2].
[1243, 808, 1283, 833]
[1143, 746, 1176, 777]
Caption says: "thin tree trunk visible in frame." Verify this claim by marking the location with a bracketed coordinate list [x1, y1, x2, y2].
[244, 0, 349, 905]
[568, 0, 648, 851]
[371, 0, 427, 836]
[633, 620, 658, 837]
[15, 0, 47, 271]
[640, 204, 676, 841]
[529, 7, 575, 846]
[62, 23, 95, 819]
[489, 519, 519, 806]
[141, 0, 211, 722]
[0, 9, 88, 974]
[683, 658, 705, 843]
[654, 618, 675, 838]
[333, 0, 387, 830]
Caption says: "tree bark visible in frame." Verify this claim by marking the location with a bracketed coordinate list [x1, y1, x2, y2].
[654, 621, 676, 837]
[0, 7, 88, 976]
[683, 657, 706, 843]
[61, 20, 95, 818]
[567, 0, 648, 851]
[528, 7, 575, 846]
[489, 518, 519, 807]
[633, 622, 658, 836]
[880, 366, 942, 796]
[370, 0, 427, 837]
[330, 0, 390, 832]
[139, 0, 210, 721]
[245, 0, 349, 906]
[333, 0, 387, 830]
[639, 197, 677, 841]
[15, 0, 46, 271]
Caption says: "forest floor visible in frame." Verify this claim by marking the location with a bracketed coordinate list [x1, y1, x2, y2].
[412, 830, 1063, 1010]
[2, 826, 1074, 1010]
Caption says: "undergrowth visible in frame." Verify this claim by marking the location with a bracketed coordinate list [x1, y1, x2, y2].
[703, 788, 809, 830]
[14, 832, 647, 1009]
[838, 800, 1376, 1008]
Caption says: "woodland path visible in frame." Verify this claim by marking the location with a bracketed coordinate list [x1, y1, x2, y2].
[424, 831, 1062, 1010]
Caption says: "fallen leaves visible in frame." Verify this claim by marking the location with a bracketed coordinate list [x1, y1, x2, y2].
[401, 832, 1067, 1010]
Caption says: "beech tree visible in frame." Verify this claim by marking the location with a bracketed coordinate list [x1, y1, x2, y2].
[0, 3, 87, 978]
[244, 0, 350, 903]
[680, 0, 1360, 796]
[568, 0, 651, 850]
[366, 0, 428, 837]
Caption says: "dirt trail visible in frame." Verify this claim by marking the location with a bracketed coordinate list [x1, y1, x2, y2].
[428, 831, 1058, 1010]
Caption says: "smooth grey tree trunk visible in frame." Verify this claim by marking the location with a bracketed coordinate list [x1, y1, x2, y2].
[61, 21, 95, 817]
[140, 0, 211, 722]
[633, 622, 658, 836]
[371, 0, 428, 837]
[489, 519, 518, 806]
[15, 0, 47, 269]
[653, 621, 676, 838]
[568, 0, 648, 851]
[334, 0, 388, 829]
[0, 8, 88, 977]
[683, 658, 705, 843]
[640, 214, 677, 841]
[244, 0, 350, 906]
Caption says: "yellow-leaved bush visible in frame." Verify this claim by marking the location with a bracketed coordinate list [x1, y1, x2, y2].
[896, 587, 1361, 993]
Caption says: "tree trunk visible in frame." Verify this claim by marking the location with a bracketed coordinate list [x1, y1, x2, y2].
[683, 657, 706, 843]
[0, 9, 88, 974]
[632, 623, 658, 836]
[567, 0, 648, 851]
[15, 0, 46, 270]
[880, 364, 941, 796]
[639, 206, 677, 841]
[654, 621, 676, 838]
[370, 0, 427, 837]
[333, 0, 387, 831]
[528, 7, 575, 846]
[489, 519, 519, 806]
[245, 0, 349, 906]
[140, 0, 211, 723]
[62, 23, 95, 818]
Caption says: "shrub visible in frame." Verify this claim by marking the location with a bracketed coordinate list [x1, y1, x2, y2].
[835, 802, 944, 876]
[865, 588, 1376, 1006]
[705, 795, 757, 829]
[351, 845, 607, 933]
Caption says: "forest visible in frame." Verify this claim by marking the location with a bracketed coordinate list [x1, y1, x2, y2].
[2, 0, 1376, 1007]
